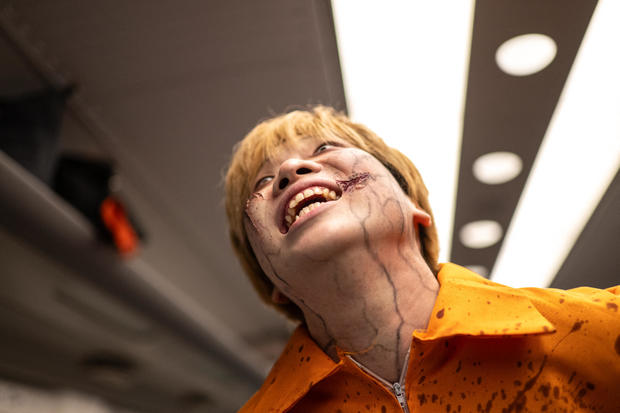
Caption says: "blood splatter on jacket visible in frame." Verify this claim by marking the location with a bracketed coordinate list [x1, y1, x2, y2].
[240, 263, 620, 412]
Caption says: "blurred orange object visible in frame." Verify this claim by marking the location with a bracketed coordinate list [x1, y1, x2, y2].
[101, 196, 139, 256]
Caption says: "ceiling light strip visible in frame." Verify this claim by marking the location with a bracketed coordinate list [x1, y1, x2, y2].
[491, 0, 620, 288]
[330, 1, 475, 262]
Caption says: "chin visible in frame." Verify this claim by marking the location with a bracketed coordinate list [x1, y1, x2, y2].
[286, 218, 364, 262]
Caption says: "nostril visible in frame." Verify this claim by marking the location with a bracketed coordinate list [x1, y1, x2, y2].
[278, 177, 289, 190]
[296, 167, 311, 175]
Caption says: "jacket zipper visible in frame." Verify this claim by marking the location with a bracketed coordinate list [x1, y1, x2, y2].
[347, 348, 411, 413]
[392, 382, 410, 413]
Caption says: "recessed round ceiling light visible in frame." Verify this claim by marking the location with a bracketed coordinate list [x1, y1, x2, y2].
[473, 151, 523, 185]
[495, 33, 557, 76]
[465, 265, 489, 277]
[460, 220, 503, 249]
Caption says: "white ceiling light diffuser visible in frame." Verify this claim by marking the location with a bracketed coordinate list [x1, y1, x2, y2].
[473, 152, 523, 184]
[496, 33, 557, 76]
[465, 265, 489, 278]
[459, 220, 503, 249]
[330, 0, 476, 262]
[492, 0, 620, 288]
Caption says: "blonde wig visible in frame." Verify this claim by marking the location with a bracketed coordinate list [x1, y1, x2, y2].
[225, 106, 439, 321]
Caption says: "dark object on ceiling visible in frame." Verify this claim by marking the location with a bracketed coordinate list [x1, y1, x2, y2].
[0, 86, 73, 184]
[53, 154, 145, 255]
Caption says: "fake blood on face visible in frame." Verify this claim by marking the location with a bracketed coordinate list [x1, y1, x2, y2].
[337, 172, 371, 192]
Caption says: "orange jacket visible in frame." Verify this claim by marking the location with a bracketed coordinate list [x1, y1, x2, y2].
[240, 263, 620, 412]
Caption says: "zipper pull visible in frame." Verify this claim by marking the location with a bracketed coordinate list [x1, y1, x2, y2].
[392, 382, 408, 411]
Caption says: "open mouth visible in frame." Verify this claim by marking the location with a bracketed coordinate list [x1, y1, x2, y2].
[283, 186, 341, 232]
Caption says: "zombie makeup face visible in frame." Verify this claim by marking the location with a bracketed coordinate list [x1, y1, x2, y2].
[243, 136, 431, 306]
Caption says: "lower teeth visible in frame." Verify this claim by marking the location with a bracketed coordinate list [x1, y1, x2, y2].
[294, 202, 324, 223]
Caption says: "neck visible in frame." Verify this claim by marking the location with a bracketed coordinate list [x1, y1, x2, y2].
[298, 243, 439, 383]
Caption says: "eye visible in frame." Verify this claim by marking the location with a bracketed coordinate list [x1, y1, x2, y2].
[254, 175, 273, 190]
[313, 142, 336, 155]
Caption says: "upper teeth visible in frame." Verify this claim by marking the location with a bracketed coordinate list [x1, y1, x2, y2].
[285, 186, 339, 227]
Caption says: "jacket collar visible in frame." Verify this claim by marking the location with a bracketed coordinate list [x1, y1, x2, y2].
[245, 263, 556, 412]
[242, 326, 342, 412]
[413, 263, 555, 341]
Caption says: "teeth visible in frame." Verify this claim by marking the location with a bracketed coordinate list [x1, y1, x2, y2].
[284, 186, 341, 229]
[297, 201, 324, 219]
[289, 192, 304, 209]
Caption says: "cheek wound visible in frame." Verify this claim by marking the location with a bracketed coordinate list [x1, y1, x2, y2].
[244, 193, 265, 232]
[337, 172, 371, 192]
[245, 192, 265, 209]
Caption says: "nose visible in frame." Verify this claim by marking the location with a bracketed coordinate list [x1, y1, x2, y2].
[273, 158, 322, 194]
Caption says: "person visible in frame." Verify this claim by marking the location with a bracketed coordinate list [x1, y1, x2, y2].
[224, 106, 620, 412]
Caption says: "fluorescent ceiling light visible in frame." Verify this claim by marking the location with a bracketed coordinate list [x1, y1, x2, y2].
[473, 152, 523, 185]
[495, 34, 557, 76]
[459, 220, 503, 249]
[331, 0, 475, 262]
[465, 265, 489, 278]
[492, 0, 620, 287]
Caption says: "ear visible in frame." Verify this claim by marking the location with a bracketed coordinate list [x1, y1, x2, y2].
[412, 206, 432, 228]
[271, 287, 291, 304]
